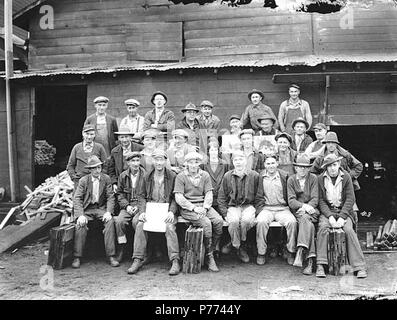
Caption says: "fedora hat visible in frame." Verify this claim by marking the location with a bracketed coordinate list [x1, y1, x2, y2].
[248, 89, 264, 101]
[292, 117, 309, 130]
[181, 102, 199, 113]
[321, 153, 343, 169]
[322, 131, 340, 144]
[125, 151, 142, 161]
[151, 91, 167, 105]
[93, 96, 109, 104]
[85, 155, 103, 169]
[293, 153, 312, 167]
[275, 132, 293, 144]
[114, 125, 135, 136]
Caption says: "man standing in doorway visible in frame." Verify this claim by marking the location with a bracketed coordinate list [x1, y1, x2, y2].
[84, 96, 119, 157]
[278, 84, 312, 135]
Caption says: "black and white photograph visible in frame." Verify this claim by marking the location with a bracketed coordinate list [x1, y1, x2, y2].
[0, 0, 396, 307]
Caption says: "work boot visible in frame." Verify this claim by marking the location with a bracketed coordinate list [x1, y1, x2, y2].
[303, 257, 314, 275]
[72, 257, 81, 269]
[286, 251, 295, 265]
[168, 259, 180, 276]
[109, 256, 120, 267]
[115, 244, 125, 263]
[127, 258, 143, 274]
[221, 241, 233, 255]
[256, 254, 266, 265]
[293, 247, 304, 268]
[237, 246, 250, 263]
[356, 270, 368, 279]
[316, 264, 326, 278]
[206, 254, 219, 272]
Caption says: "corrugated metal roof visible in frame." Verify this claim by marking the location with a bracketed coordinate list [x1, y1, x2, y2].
[9, 53, 397, 79]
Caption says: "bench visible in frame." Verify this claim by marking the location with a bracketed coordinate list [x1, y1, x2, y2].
[177, 216, 282, 228]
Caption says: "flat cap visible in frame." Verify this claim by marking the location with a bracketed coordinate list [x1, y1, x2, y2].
[238, 128, 255, 138]
[151, 149, 167, 159]
[275, 132, 293, 144]
[142, 129, 158, 139]
[313, 123, 327, 131]
[125, 151, 142, 161]
[229, 114, 241, 121]
[289, 84, 300, 90]
[93, 96, 109, 104]
[172, 129, 189, 138]
[124, 98, 140, 106]
[82, 124, 95, 133]
[200, 100, 214, 108]
[184, 152, 203, 163]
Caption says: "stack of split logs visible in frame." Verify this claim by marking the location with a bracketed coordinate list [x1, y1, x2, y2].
[0, 171, 74, 230]
[366, 219, 397, 251]
[35, 140, 56, 166]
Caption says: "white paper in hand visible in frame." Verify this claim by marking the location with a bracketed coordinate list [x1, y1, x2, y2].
[143, 202, 169, 233]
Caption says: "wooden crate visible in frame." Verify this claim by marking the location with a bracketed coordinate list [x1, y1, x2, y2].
[327, 228, 348, 276]
[47, 223, 75, 269]
[182, 226, 204, 274]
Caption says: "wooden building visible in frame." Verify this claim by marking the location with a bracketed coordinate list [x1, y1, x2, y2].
[0, 0, 396, 218]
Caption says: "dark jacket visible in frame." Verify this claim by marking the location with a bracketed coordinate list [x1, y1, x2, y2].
[277, 148, 297, 176]
[311, 145, 363, 191]
[250, 150, 265, 173]
[73, 173, 115, 218]
[318, 168, 356, 224]
[290, 133, 313, 152]
[201, 160, 230, 208]
[106, 142, 144, 185]
[217, 169, 259, 217]
[255, 169, 289, 215]
[143, 108, 175, 132]
[116, 167, 146, 210]
[137, 168, 178, 215]
[287, 173, 319, 219]
[84, 113, 119, 152]
[66, 142, 107, 183]
[177, 117, 205, 150]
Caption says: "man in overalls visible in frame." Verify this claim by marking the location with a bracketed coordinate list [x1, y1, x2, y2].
[119, 99, 145, 142]
[278, 84, 312, 135]
[84, 96, 119, 157]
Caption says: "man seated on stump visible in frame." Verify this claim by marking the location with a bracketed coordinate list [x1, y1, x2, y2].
[127, 150, 180, 275]
[287, 153, 319, 275]
[174, 152, 224, 272]
[217, 150, 259, 263]
[114, 152, 146, 263]
[72, 155, 119, 268]
[315, 154, 367, 278]
[255, 154, 298, 266]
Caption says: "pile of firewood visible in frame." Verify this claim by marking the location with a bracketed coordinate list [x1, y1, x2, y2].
[366, 219, 397, 251]
[35, 140, 56, 166]
[0, 171, 74, 230]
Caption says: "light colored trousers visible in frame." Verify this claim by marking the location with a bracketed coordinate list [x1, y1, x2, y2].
[256, 207, 298, 255]
[225, 205, 256, 249]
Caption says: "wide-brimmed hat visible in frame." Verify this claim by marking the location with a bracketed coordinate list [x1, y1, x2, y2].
[293, 153, 312, 167]
[151, 149, 167, 159]
[93, 96, 109, 104]
[151, 91, 167, 105]
[124, 98, 140, 106]
[114, 125, 135, 136]
[181, 102, 199, 113]
[82, 124, 95, 133]
[85, 155, 103, 169]
[184, 152, 203, 163]
[257, 114, 276, 124]
[172, 129, 189, 138]
[248, 89, 264, 101]
[321, 154, 343, 169]
[292, 117, 309, 130]
[322, 131, 340, 144]
[229, 114, 241, 121]
[313, 123, 327, 131]
[238, 128, 255, 138]
[125, 151, 142, 161]
[275, 132, 293, 144]
[200, 100, 214, 108]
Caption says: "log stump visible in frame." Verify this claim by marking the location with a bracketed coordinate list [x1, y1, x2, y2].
[182, 226, 204, 274]
[327, 228, 348, 276]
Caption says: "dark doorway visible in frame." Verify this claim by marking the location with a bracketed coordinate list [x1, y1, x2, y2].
[34, 85, 87, 186]
[331, 125, 397, 221]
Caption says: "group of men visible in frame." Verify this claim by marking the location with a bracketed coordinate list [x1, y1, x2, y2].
[65, 85, 367, 279]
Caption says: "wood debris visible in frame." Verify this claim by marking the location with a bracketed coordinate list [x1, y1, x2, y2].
[368, 219, 397, 251]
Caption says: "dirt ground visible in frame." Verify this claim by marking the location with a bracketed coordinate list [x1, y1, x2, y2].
[1, 240, 397, 300]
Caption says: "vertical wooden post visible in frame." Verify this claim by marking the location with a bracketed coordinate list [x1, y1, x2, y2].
[4, 0, 17, 201]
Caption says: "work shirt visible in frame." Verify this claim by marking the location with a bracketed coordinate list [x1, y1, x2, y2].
[152, 173, 166, 203]
[323, 171, 344, 208]
[232, 170, 247, 206]
[83, 141, 94, 153]
[91, 176, 100, 204]
[262, 171, 288, 209]
[119, 114, 144, 136]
